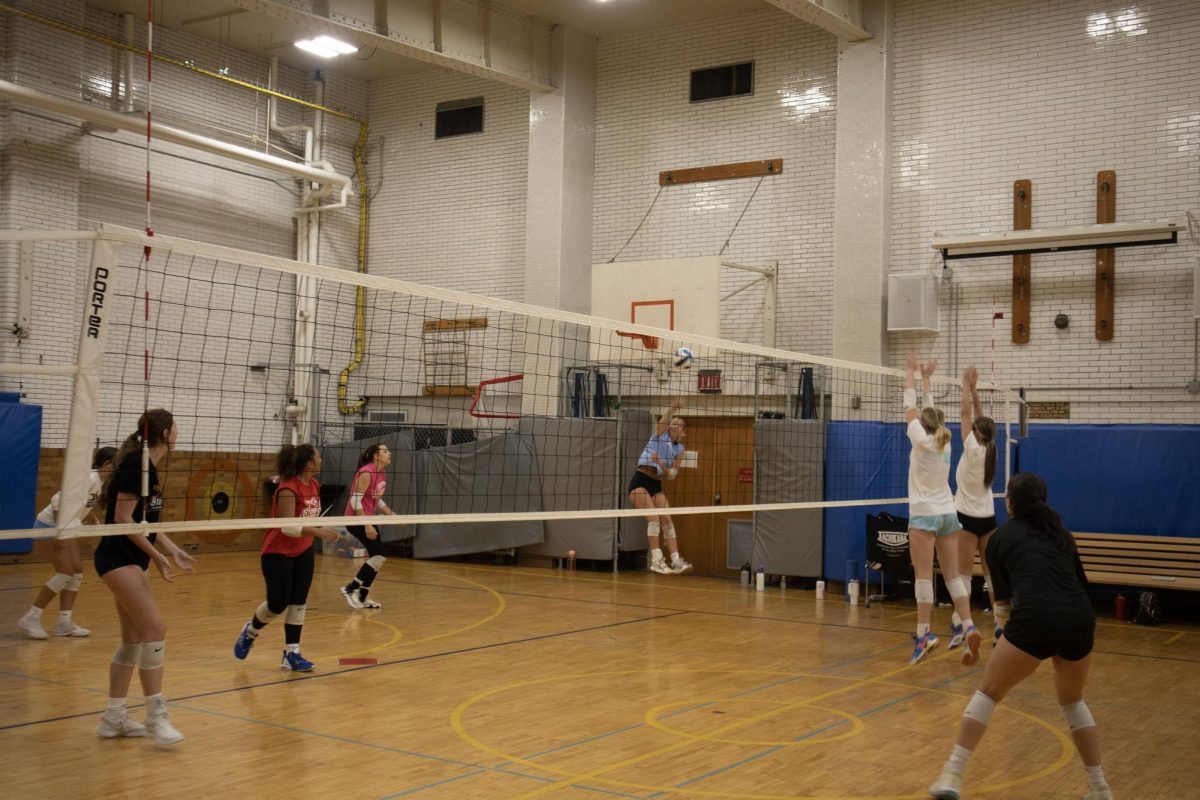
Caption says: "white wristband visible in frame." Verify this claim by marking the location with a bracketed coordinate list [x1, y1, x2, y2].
[280, 525, 303, 537]
[923, 392, 934, 409]
[668, 468, 678, 480]
[903, 388, 917, 411]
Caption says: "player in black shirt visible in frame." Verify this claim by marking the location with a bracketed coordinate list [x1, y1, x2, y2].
[929, 472, 1113, 800]
[94, 409, 194, 747]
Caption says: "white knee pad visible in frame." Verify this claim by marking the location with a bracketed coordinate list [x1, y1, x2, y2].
[67, 573, 83, 592]
[1061, 700, 1096, 732]
[647, 521, 661, 537]
[915, 579, 935, 605]
[46, 572, 72, 593]
[947, 575, 970, 600]
[255, 601, 281, 624]
[285, 604, 306, 626]
[963, 690, 997, 726]
[662, 524, 676, 541]
[112, 642, 142, 667]
[138, 640, 165, 671]
[367, 555, 387, 571]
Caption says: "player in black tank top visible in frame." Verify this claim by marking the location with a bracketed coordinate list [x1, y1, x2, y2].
[929, 473, 1113, 800]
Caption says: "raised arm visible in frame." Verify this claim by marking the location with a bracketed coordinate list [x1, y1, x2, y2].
[960, 366, 977, 441]
[920, 358, 938, 408]
[970, 370, 985, 421]
[655, 397, 683, 437]
[903, 351, 920, 423]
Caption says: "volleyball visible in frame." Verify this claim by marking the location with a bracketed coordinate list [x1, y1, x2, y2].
[673, 347, 694, 369]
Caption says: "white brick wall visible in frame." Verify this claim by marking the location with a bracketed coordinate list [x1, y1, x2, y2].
[889, 0, 1200, 423]
[592, 8, 839, 353]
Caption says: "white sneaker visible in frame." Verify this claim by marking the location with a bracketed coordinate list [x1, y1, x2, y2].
[17, 613, 48, 640]
[1084, 785, 1114, 800]
[146, 709, 184, 746]
[649, 558, 672, 575]
[359, 596, 382, 609]
[96, 712, 146, 738]
[670, 558, 692, 574]
[340, 585, 364, 609]
[928, 769, 962, 799]
[52, 619, 90, 637]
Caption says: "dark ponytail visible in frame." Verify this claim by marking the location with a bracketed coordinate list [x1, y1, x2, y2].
[1006, 472, 1075, 552]
[276, 444, 317, 480]
[358, 444, 384, 469]
[973, 416, 997, 489]
[106, 409, 175, 499]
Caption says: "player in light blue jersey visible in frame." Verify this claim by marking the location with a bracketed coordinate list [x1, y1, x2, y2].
[628, 398, 691, 574]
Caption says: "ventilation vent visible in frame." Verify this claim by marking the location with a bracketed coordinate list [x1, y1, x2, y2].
[690, 62, 753, 102]
[435, 97, 484, 138]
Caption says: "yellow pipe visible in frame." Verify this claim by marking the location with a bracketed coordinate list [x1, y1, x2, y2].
[2, 2, 374, 416]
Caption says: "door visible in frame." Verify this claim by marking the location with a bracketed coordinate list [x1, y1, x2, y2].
[666, 416, 755, 577]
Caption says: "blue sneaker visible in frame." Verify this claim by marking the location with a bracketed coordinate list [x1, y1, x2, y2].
[961, 625, 982, 666]
[280, 649, 314, 672]
[233, 623, 256, 660]
[947, 622, 965, 650]
[909, 632, 939, 665]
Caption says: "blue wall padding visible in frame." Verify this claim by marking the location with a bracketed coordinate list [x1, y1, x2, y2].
[1019, 424, 1200, 537]
[0, 399, 42, 554]
[823, 420, 1009, 579]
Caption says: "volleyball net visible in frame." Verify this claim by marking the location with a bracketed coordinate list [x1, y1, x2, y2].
[0, 226, 1017, 554]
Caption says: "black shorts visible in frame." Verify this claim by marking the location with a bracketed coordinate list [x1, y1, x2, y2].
[957, 512, 998, 536]
[347, 524, 387, 558]
[627, 470, 663, 497]
[261, 548, 315, 613]
[1003, 613, 1095, 662]
[93, 552, 149, 577]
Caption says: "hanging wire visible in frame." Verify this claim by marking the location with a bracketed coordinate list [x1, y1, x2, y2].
[608, 184, 665, 263]
[719, 175, 765, 256]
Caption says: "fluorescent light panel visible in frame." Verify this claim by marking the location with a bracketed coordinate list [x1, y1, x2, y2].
[931, 220, 1181, 259]
[295, 35, 358, 58]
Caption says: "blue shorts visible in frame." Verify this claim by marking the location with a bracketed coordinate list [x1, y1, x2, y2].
[910, 513, 960, 537]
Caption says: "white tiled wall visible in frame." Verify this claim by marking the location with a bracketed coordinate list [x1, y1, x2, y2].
[0, 0, 365, 446]
[592, 8, 839, 353]
[889, 0, 1200, 423]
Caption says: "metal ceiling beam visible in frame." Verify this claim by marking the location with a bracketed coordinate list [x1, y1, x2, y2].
[220, 0, 557, 93]
[763, 0, 873, 41]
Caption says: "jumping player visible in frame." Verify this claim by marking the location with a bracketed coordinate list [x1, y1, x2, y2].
[628, 398, 691, 575]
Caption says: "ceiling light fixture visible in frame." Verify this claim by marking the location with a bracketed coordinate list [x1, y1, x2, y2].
[295, 35, 358, 58]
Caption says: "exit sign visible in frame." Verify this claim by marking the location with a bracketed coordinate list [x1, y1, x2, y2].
[697, 368, 722, 393]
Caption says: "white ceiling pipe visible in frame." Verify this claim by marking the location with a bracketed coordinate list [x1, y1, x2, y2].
[0, 78, 353, 195]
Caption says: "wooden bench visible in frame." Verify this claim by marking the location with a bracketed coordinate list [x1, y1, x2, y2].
[936, 533, 1200, 593]
[1075, 533, 1200, 592]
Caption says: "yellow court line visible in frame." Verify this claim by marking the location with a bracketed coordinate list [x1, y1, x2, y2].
[436, 562, 985, 629]
[1164, 631, 1186, 645]
[451, 648, 1071, 800]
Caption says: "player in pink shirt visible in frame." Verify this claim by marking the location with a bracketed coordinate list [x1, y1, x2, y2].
[339, 444, 395, 609]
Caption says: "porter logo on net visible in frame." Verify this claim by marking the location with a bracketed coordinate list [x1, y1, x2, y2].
[876, 527, 908, 556]
[87, 266, 109, 338]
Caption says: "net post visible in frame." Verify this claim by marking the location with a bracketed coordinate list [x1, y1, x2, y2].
[57, 238, 120, 535]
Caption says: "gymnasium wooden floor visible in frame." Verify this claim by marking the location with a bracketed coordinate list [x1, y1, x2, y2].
[1, 551, 1196, 799]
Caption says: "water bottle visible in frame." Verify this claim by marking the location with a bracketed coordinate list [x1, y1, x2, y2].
[567, 549, 576, 572]
[755, 566, 765, 591]
[740, 563, 751, 587]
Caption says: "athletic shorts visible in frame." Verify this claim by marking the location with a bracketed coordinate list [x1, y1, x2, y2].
[1003, 613, 1095, 662]
[346, 524, 386, 558]
[94, 553, 148, 578]
[910, 513, 960, 538]
[957, 512, 998, 536]
[627, 470, 664, 497]
[31, 519, 55, 540]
